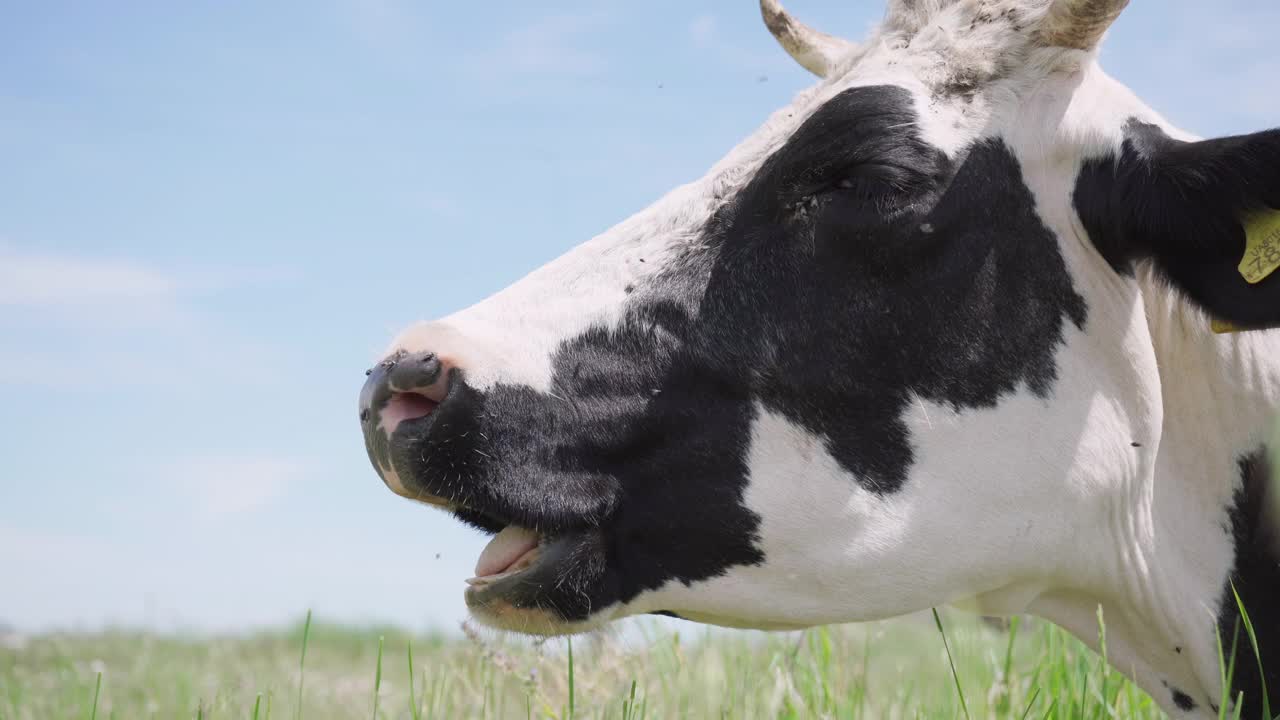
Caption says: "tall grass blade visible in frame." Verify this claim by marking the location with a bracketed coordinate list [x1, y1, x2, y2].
[295, 609, 313, 720]
[372, 635, 385, 719]
[1231, 582, 1271, 720]
[408, 640, 422, 720]
[1077, 671, 1088, 720]
[1018, 686, 1042, 720]
[567, 636, 576, 720]
[932, 608, 971, 720]
[1096, 605, 1110, 720]
[998, 616, 1021, 716]
[90, 671, 102, 720]
[623, 679, 638, 720]
[1217, 620, 1235, 720]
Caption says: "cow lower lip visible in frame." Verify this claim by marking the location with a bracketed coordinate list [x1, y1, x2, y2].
[463, 533, 585, 608]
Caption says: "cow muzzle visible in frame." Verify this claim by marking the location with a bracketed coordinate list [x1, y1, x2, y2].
[358, 349, 452, 501]
[356, 342, 620, 635]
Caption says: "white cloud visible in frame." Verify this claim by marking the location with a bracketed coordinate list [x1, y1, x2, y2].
[0, 245, 293, 310]
[342, 0, 434, 65]
[0, 248, 178, 306]
[1111, 2, 1280, 131]
[348, 0, 407, 40]
[686, 12, 787, 76]
[689, 14, 718, 49]
[0, 525, 128, 629]
[462, 12, 611, 84]
[413, 189, 460, 218]
[503, 14, 608, 76]
[176, 456, 304, 516]
[0, 244, 291, 389]
[1233, 60, 1280, 118]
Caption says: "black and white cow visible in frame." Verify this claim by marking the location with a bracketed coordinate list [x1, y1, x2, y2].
[358, 1, 1280, 716]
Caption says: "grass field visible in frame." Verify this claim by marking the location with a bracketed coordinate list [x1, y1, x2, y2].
[1, 610, 1180, 719]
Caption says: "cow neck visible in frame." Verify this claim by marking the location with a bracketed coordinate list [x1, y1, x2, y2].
[1143, 279, 1280, 717]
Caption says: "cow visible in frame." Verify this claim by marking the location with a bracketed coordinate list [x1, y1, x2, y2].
[357, 1, 1280, 716]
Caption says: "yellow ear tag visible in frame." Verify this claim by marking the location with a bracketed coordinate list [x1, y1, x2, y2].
[1212, 318, 1243, 334]
[1215, 212, 1280, 333]
[1239, 211, 1280, 284]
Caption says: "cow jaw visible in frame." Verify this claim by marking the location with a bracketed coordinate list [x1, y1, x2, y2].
[463, 529, 610, 636]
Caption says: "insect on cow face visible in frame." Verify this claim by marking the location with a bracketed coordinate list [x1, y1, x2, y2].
[359, 0, 1280, 660]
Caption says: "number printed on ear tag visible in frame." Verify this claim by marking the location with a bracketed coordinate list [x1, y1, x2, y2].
[1239, 211, 1280, 284]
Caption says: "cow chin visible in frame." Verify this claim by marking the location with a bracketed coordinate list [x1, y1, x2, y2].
[462, 530, 615, 636]
[389, 456, 617, 635]
[388, 469, 617, 635]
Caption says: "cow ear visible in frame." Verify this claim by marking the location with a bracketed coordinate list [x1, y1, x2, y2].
[1074, 122, 1280, 330]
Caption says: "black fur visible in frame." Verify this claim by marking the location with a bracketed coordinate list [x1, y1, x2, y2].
[1218, 448, 1280, 719]
[1074, 120, 1280, 329]
[1160, 679, 1198, 713]
[1171, 688, 1196, 712]
[387, 86, 1087, 621]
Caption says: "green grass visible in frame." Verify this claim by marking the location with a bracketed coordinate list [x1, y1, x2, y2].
[0, 611, 1178, 719]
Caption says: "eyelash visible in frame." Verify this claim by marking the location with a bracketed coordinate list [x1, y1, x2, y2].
[828, 175, 892, 198]
[831, 169, 924, 199]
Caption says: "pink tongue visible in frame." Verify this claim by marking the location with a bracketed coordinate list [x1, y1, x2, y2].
[380, 393, 438, 434]
[475, 526, 539, 577]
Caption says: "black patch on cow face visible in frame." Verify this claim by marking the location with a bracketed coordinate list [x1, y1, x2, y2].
[712, 86, 1086, 493]
[390, 85, 1088, 623]
[1217, 448, 1280, 719]
[392, 300, 767, 621]
[1074, 121, 1280, 329]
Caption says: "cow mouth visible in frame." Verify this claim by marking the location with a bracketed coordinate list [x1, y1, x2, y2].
[454, 504, 594, 608]
[419, 494, 602, 633]
[366, 366, 612, 633]
[458, 510, 601, 634]
[418, 500, 568, 591]
[381, 391, 440, 434]
[462, 529, 597, 633]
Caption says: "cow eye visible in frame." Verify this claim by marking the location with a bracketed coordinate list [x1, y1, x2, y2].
[828, 172, 908, 200]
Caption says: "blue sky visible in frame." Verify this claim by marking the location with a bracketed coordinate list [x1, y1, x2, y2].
[2, 0, 1278, 633]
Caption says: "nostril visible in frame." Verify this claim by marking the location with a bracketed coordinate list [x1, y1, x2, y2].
[380, 391, 439, 434]
[360, 349, 450, 437]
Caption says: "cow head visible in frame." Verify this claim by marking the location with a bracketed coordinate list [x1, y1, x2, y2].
[359, 1, 1280, 715]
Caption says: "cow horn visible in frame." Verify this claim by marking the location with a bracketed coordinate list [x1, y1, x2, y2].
[759, 0, 856, 78]
[1041, 0, 1130, 50]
